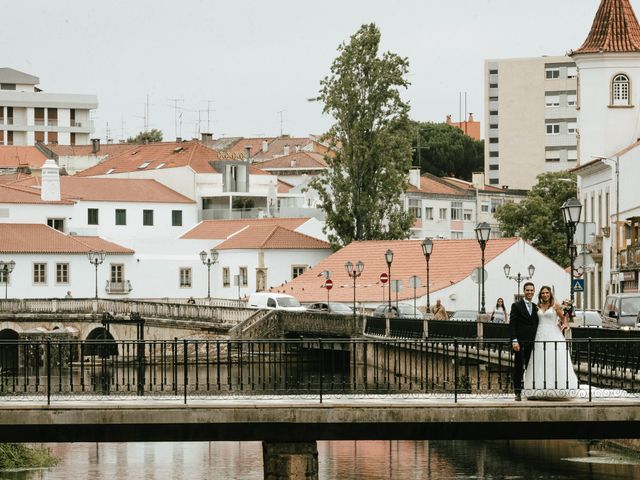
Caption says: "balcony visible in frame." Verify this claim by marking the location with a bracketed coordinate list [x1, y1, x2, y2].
[619, 246, 640, 270]
[105, 280, 132, 294]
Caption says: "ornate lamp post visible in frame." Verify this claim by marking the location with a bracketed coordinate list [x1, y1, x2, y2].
[562, 197, 583, 310]
[421, 238, 433, 310]
[199, 249, 219, 300]
[385, 249, 394, 309]
[0, 260, 16, 299]
[475, 222, 491, 314]
[503, 264, 535, 299]
[87, 251, 106, 300]
[345, 260, 364, 321]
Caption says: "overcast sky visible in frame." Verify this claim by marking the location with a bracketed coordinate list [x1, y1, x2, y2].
[3, 0, 607, 142]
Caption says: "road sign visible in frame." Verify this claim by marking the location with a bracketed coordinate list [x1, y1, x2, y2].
[324, 279, 333, 290]
[379, 273, 389, 284]
[572, 278, 585, 292]
[409, 275, 421, 288]
[470, 267, 489, 284]
[574, 222, 597, 246]
[575, 253, 595, 269]
[391, 279, 403, 292]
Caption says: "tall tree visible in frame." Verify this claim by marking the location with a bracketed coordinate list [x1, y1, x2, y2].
[310, 23, 413, 248]
[127, 129, 163, 144]
[411, 121, 484, 180]
[495, 172, 577, 266]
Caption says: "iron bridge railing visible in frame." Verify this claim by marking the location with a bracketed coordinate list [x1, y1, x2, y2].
[1, 338, 639, 404]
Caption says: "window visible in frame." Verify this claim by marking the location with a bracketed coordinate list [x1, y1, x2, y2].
[425, 207, 433, 220]
[106, 168, 115, 175]
[33, 263, 47, 284]
[489, 138, 499, 143]
[115, 209, 126, 225]
[463, 209, 473, 221]
[568, 149, 577, 161]
[545, 68, 560, 79]
[481, 203, 490, 213]
[567, 122, 577, 134]
[0, 83, 16, 90]
[489, 110, 498, 115]
[452, 232, 464, 240]
[172, 210, 183, 226]
[0, 269, 7, 285]
[439, 208, 447, 220]
[612, 73, 630, 105]
[138, 162, 151, 169]
[489, 83, 498, 88]
[545, 95, 560, 107]
[222, 267, 230, 287]
[110, 264, 124, 283]
[87, 208, 99, 225]
[56, 263, 69, 284]
[489, 69, 498, 75]
[489, 179, 499, 185]
[567, 66, 578, 78]
[489, 152, 498, 157]
[489, 124, 498, 128]
[292, 265, 306, 279]
[567, 94, 577, 106]
[490, 198, 503, 213]
[47, 218, 64, 232]
[545, 150, 561, 162]
[408, 199, 421, 218]
[239, 267, 248, 287]
[489, 96, 498, 101]
[143, 209, 154, 226]
[546, 124, 560, 135]
[489, 164, 499, 170]
[179, 268, 192, 288]
[450, 201, 463, 220]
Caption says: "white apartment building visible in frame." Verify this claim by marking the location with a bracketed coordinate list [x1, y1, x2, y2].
[484, 57, 578, 190]
[0, 68, 97, 147]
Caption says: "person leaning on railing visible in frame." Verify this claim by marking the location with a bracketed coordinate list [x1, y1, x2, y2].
[430, 299, 449, 320]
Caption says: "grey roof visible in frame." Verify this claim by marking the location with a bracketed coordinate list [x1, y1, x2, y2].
[0, 68, 39, 85]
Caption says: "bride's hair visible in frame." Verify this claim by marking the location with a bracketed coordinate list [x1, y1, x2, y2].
[538, 285, 555, 305]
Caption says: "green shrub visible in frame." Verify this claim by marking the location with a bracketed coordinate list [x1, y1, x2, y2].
[0, 443, 58, 469]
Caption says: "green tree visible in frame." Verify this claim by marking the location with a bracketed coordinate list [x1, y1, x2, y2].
[411, 121, 484, 180]
[495, 172, 577, 266]
[126, 129, 163, 144]
[310, 23, 414, 248]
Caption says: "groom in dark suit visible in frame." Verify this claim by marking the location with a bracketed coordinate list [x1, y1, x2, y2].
[508, 282, 539, 401]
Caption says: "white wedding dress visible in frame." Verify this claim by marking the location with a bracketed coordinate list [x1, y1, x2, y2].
[523, 307, 579, 399]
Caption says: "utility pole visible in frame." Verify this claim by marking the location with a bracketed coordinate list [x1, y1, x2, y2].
[168, 98, 185, 140]
[277, 110, 286, 137]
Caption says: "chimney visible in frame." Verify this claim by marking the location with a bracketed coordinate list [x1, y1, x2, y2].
[295, 144, 301, 152]
[201, 132, 213, 143]
[41, 159, 61, 202]
[262, 140, 269, 153]
[471, 172, 485, 189]
[408, 168, 421, 188]
[468, 113, 475, 122]
[245, 145, 252, 164]
[446, 115, 453, 125]
[176, 137, 182, 143]
[283, 144, 290, 156]
[91, 138, 100, 154]
[291, 159, 297, 168]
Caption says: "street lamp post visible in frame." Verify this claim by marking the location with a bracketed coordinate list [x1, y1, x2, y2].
[562, 197, 583, 311]
[421, 238, 433, 310]
[385, 249, 393, 309]
[0, 260, 16, 299]
[199, 249, 219, 300]
[475, 222, 491, 314]
[503, 264, 535, 300]
[345, 260, 364, 321]
[87, 251, 106, 300]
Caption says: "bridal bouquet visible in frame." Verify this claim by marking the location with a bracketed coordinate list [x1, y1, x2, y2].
[560, 299, 574, 332]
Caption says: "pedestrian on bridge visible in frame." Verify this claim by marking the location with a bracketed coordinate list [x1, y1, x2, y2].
[431, 299, 448, 320]
[490, 298, 508, 323]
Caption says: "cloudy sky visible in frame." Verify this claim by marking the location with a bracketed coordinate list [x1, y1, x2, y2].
[2, 0, 605, 141]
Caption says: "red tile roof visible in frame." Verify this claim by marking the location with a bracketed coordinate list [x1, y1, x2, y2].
[13, 177, 195, 204]
[0, 183, 75, 204]
[45, 143, 137, 158]
[181, 217, 312, 240]
[441, 177, 505, 193]
[573, 0, 640, 54]
[251, 138, 315, 162]
[0, 224, 134, 254]
[277, 179, 294, 193]
[0, 146, 48, 169]
[406, 173, 469, 195]
[271, 238, 519, 303]
[215, 225, 330, 250]
[257, 151, 328, 170]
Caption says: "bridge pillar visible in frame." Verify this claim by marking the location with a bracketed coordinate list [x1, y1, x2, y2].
[262, 441, 318, 480]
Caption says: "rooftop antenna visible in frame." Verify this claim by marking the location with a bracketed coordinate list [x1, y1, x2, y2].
[168, 98, 185, 140]
[207, 100, 215, 133]
[277, 109, 286, 137]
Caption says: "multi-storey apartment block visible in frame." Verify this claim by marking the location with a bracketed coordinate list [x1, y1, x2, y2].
[484, 57, 578, 190]
[0, 68, 97, 146]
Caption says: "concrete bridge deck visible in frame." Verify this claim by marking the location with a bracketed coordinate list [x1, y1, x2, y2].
[2, 394, 640, 443]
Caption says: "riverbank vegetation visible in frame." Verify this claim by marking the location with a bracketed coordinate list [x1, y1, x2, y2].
[0, 443, 58, 469]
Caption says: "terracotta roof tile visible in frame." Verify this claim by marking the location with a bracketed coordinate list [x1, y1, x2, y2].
[45, 144, 137, 158]
[0, 224, 134, 254]
[0, 183, 75, 204]
[181, 217, 312, 240]
[216, 225, 330, 250]
[0, 146, 48, 169]
[251, 138, 315, 162]
[271, 238, 519, 303]
[406, 173, 470, 195]
[573, 0, 640, 54]
[441, 177, 505, 193]
[257, 151, 328, 170]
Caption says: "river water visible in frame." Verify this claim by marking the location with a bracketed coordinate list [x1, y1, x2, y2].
[2, 439, 640, 479]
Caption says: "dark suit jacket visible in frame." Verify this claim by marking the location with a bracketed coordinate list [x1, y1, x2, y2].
[508, 299, 539, 343]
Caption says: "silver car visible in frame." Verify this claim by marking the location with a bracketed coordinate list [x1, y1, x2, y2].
[450, 310, 479, 322]
[306, 302, 353, 315]
[572, 310, 603, 328]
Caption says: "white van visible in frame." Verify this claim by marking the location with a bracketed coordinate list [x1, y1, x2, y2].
[247, 292, 306, 311]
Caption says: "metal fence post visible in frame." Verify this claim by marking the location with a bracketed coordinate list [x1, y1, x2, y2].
[319, 339, 323, 404]
[588, 337, 592, 403]
[183, 339, 188, 405]
[46, 340, 51, 406]
[454, 338, 459, 403]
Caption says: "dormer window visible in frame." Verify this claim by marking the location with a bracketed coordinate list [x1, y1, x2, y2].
[138, 162, 151, 169]
[105, 168, 115, 175]
[612, 74, 630, 106]
[155, 162, 165, 169]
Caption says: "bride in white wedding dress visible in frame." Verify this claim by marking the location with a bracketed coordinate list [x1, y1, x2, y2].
[523, 285, 579, 399]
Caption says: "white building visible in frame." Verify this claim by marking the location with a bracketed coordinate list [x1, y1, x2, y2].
[0, 68, 98, 146]
[484, 56, 578, 190]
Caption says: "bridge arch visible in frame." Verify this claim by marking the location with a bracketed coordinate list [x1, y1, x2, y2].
[0, 328, 20, 373]
[84, 327, 118, 357]
[0, 322, 23, 335]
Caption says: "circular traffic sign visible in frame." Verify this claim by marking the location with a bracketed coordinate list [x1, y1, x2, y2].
[379, 273, 389, 284]
[324, 279, 334, 290]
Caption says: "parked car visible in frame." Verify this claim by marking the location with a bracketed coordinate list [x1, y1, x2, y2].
[371, 303, 423, 319]
[571, 310, 603, 328]
[306, 302, 353, 315]
[450, 310, 479, 322]
[247, 292, 306, 311]
[601, 293, 640, 329]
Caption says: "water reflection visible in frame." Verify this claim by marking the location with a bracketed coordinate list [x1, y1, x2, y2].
[2, 440, 639, 480]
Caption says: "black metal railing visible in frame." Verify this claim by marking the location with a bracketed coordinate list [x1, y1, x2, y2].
[1, 338, 639, 404]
